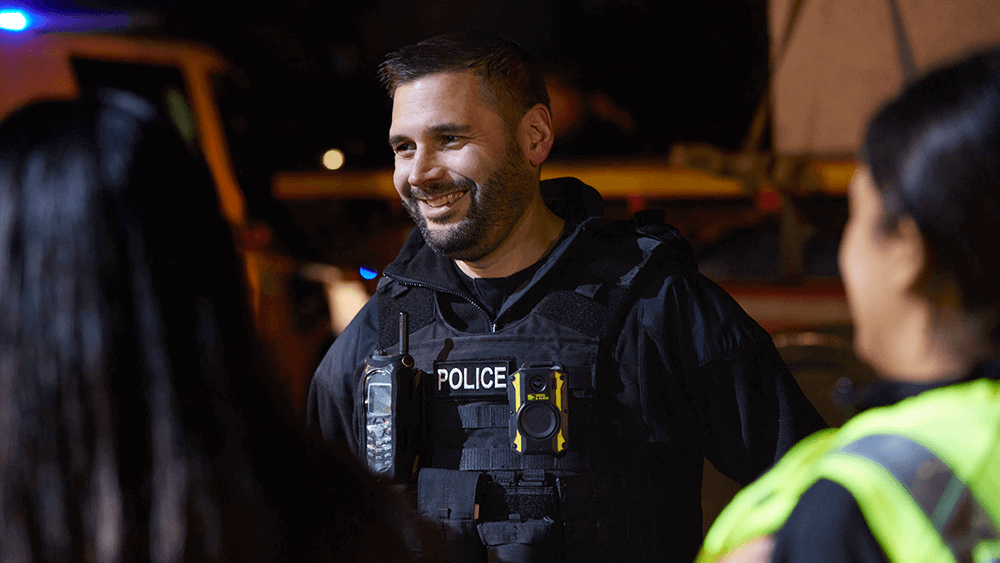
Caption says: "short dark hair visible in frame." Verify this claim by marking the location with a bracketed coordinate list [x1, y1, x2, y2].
[863, 47, 1000, 315]
[378, 30, 550, 129]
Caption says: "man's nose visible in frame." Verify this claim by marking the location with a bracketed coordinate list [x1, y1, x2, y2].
[407, 147, 444, 187]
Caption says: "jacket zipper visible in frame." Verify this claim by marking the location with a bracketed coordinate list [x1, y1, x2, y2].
[381, 273, 498, 333]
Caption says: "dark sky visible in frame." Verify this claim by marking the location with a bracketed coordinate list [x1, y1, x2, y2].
[69, 0, 770, 166]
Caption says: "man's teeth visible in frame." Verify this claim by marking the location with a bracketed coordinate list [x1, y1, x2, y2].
[424, 191, 466, 208]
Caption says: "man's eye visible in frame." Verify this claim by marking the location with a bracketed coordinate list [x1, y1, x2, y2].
[393, 143, 414, 154]
[442, 135, 460, 144]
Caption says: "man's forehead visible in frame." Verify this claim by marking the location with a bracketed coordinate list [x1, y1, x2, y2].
[390, 71, 500, 127]
[393, 70, 489, 96]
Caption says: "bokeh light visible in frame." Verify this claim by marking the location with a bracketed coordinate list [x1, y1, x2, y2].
[322, 149, 345, 170]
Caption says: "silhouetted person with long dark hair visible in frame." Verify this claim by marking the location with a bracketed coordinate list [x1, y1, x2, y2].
[0, 90, 409, 562]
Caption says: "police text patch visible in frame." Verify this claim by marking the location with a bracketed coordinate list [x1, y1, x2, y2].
[433, 360, 511, 397]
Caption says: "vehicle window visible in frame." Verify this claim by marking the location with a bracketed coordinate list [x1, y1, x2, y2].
[71, 59, 198, 153]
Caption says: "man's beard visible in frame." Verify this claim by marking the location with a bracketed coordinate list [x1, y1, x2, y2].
[402, 140, 536, 262]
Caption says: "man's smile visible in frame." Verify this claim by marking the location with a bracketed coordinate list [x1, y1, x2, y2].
[418, 189, 469, 208]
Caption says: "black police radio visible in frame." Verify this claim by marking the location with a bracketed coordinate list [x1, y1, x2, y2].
[508, 364, 569, 455]
[360, 312, 421, 482]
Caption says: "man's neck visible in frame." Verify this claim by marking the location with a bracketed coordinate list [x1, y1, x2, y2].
[455, 190, 565, 279]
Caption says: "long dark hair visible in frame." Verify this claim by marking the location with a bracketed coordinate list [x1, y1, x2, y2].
[0, 92, 403, 562]
[864, 47, 1000, 319]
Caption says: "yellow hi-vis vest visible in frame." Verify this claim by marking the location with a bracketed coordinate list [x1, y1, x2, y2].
[698, 378, 1000, 563]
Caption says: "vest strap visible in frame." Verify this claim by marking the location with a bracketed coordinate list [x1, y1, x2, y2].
[840, 434, 1000, 561]
[433, 447, 585, 471]
[427, 403, 509, 430]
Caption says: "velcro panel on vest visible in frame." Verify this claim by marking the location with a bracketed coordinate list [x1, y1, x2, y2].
[377, 280, 436, 351]
[534, 283, 630, 346]
[534, 219, 693, 344]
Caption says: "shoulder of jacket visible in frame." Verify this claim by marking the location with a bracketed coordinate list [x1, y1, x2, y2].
[573, 210, 696, 288]
[587, 209, 694, 258]
[315, 296, 379, 376]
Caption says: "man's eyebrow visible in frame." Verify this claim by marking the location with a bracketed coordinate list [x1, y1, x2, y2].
[429, 123, 472, 135]
[389, 123, 473, 146]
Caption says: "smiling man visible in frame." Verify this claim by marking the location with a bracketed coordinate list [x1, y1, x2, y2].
[387, 58, 563, 277]
[307, 30, 826, 563]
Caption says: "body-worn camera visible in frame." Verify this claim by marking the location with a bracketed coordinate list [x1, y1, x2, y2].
[508, 364, 569, 455]
[360, 312, 421, 482]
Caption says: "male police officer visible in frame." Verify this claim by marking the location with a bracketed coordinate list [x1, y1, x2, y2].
[307, 30, 826, 562]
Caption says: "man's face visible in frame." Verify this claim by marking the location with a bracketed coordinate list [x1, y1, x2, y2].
[388, 72, 535, 262]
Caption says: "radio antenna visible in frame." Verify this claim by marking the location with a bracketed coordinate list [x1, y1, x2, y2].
[399, 312, 409, 355]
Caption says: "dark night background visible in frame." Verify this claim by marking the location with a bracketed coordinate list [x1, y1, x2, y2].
[51, 0, 772, 259]
[19, 3, 871, 494]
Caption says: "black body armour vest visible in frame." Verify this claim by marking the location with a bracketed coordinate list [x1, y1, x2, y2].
[375, 211, 699, 562]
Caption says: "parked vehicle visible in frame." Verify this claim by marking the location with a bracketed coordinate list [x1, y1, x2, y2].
[0, 14, 365, 412]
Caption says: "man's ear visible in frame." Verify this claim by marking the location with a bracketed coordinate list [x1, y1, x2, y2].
[519, 103, 554, 167]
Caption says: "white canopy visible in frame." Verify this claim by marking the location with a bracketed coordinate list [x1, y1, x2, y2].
[769, 0, 1000, 155]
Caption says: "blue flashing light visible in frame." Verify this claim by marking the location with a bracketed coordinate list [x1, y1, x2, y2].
[359, 266, 378, 280]
[0, 9, 29, 31]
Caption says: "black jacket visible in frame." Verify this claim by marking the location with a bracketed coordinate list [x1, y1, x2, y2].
[307, 178, 826, 561]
